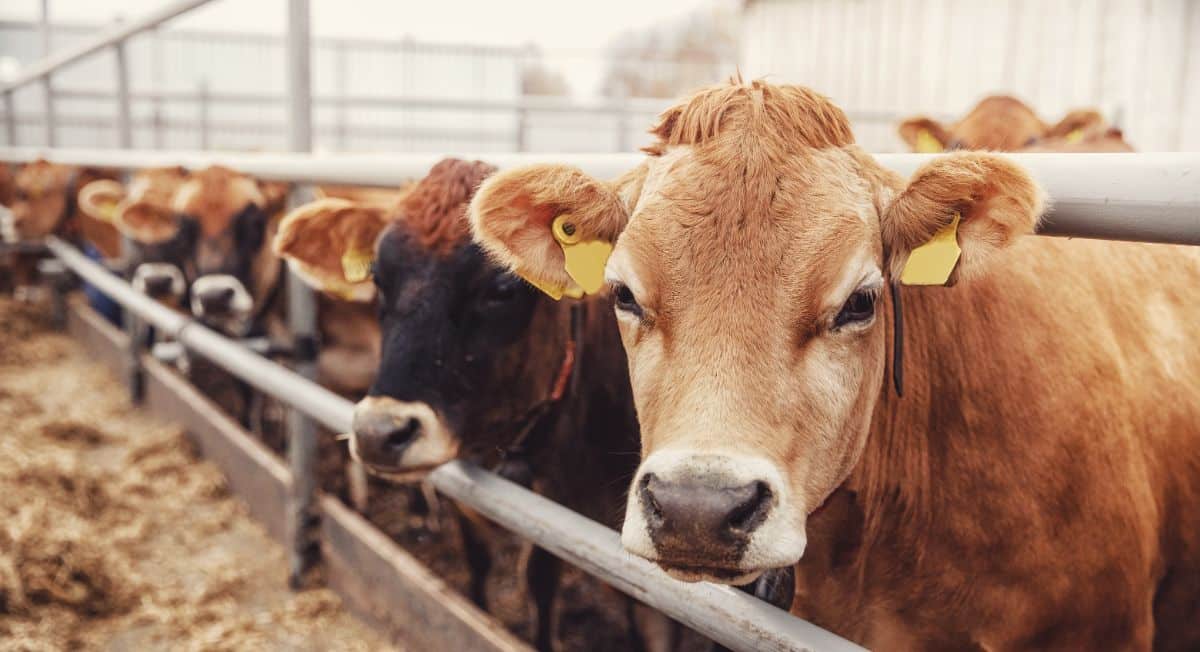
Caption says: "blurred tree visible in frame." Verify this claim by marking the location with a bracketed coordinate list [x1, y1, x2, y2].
[600, 4, 740, 99]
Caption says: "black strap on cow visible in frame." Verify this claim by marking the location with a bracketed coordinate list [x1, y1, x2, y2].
[890, 281, 904, 397]
[494, 302, 584, 487]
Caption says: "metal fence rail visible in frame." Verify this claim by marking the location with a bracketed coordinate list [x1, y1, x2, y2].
[44, 236, 863, 652]
[6, 148, 1198, 245]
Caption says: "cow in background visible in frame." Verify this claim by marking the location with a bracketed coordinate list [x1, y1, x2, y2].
[898, 95, 1133, 152]
[275, 158, 691, 652]
[2, 160, 119, 304]
[77, 166, 193, 309]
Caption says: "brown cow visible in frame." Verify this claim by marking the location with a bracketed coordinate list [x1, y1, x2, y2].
[899, 95, 1133, 152]
[77, 166, 192, 305]
[470, 79, 1200, 650]
[3, 160, 119, 296]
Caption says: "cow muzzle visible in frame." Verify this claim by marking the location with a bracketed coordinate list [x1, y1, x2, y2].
[349, 397, 459, 479]
[621, 451, 805, 585]
[190, 275, 253, 328]
[132, 263, 186, 303]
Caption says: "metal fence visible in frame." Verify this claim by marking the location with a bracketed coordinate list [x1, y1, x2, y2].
[0, 12, 920, 153]
[4, 2, 1199, 650]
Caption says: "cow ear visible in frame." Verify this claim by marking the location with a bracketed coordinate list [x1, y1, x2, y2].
[115, 200, 180, 244]
[1044, 109, 1106, 143]
[77, 179, 126, 224]
[898, 116, 951, 153]
[273, 198, 388, 302]
[881, 152, 1045, 285]
[469, 164, 630, 300]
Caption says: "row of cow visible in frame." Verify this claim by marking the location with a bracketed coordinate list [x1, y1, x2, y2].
[2, 89, 1195, 652]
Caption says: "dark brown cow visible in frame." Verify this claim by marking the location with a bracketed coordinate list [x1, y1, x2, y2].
[470, 79, 1200, 650]
[274, 159, 680, 651]
[899, 95, 1133, 152]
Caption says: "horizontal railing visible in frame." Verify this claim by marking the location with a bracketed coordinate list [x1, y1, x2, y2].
[43, 235, 863, 652]
[4, 149, 1198, 245]
[0, 0, 217, 95]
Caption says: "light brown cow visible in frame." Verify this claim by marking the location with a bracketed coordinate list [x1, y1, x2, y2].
[469, 79, 1200, 649]
[899, 95, 1133, 152]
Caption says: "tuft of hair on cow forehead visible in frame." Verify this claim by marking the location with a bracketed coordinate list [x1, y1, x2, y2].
[395, 157, 498, 255]
[643, 78, 855, 157]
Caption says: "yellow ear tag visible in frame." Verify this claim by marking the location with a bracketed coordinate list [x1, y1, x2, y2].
[551, 214, 611, 296]
[341, 248, 374, 283]
[1065, 128, 1084, 144]
[915, 129, 944, 153]
[900, 212, 961, 286]
[97, 200, 119, 223]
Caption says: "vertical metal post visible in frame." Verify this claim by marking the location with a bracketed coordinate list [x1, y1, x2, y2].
[198, 80, 210, 150]
[285, 0, 318, 591]
[615, 91, 631, 152]
[40, 0, 56, 146]
[152, 26, 165, 150]
[115, 41, 133, 149]
[3, 91, 15, 146]
[335, 43, 348, 151]
[516, 104, 528, 152]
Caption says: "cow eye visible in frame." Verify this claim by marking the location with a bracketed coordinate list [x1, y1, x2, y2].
[612, 282, 643, 318]
[834, 289, 877, 329]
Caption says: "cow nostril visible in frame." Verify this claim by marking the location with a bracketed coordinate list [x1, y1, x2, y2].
[218, 287, 234, 302]
[385, 417, 421, 452]
[726, 481, 772, 533]
[640, 473, 664, 521]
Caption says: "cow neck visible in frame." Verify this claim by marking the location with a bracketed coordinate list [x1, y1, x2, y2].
[495, 301, 583, 472]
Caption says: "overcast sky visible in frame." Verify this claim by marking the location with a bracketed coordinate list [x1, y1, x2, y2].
[0, 0, 715, 50]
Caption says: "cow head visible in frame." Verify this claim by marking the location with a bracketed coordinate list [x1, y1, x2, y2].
[164, 166, 277, 333]
[9, 160, 73, 241]
[78, 166, 193, 305]
[471, 80, 1044, 583]
[898, 95, 1121, 152]
[277, 158, 574, 478]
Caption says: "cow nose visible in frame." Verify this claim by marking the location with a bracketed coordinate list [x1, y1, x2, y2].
[143, 274, 175, 297]
[352, 408, 425, 468]
[197, 286, 235, 315]
[639, 473, 773, 558]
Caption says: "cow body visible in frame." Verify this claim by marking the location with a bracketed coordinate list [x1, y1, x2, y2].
[899, 95, 1133, 152]
[469, 80, 1200, 650]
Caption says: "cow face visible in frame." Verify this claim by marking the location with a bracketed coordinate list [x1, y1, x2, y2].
[169, 165, 274, 333]
[899, 95, 1124, 152]
[276, 159, 569, 477]
[9, 160, 73, 241]
[471, 80, 1043, 584]
[79, 166, 193, 306]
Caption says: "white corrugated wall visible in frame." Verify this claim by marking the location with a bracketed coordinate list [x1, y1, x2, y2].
[741, 0, 1199, 152]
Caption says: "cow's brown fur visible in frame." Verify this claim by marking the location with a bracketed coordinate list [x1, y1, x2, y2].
[899, 95, 1133, 152]
[397, 158, 496, 255]
[470, 79, 1200, 650]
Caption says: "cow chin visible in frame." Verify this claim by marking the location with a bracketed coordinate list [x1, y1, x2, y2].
[620, 449, 808, 585]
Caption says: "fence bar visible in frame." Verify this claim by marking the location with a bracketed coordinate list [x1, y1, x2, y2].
[114, 41, 133, 149]
[39, 0, 55, 147]
[0, 0, 218, 95]
[197, 80, 210, 150]
[6, 149, 1197, 246]
[42, 234, 860, 652]
[2, 92, 14, 146]
[284, 0, 318, 591]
